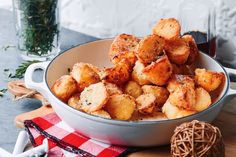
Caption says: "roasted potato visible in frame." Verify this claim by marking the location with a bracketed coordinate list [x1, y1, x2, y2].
[68, 93, 81, 110]
[195, 68, 224, 92]
[136, 34, 165, 65]
[171, 64, 194, 75]
[168, 85, 196, 110]
[124, 81, 143, 98]
[182, 34, 199, 65]
[100, 59, 132, 86]
[165, 38, 190, 65]
[109, 34, 139, 65]
[131, 60, 151, 85]
[194, 87, 212, 112]
[143, 55, 172, 86]
[90, 110, 111, 119]
[103, 81, 123, 96]
[51, 75, 78, 102]
[105, 94, 136, 120]
[167, 75, 195, 93]
[71, 63, 100, 91]
[136, 94, 156, 114]
[162, 100, 196, 119]
[142, 85, 169, 107]
[80, 82, 109, 112]
[152, 18, 181, 41]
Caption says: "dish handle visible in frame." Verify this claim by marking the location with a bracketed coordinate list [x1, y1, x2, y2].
[225, 67, 236, 97]
[24, 62, 50, 99]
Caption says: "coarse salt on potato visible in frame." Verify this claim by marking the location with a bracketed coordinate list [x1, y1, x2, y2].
[80, 82, 109, 112]
[143, 55, 172, 86]
[51, 75, 78, 102]
[105, 94, 136, 120]
[165, 38, 190, 65]
[142, 85, 169, 107]
[136, 94, 156, 114]
[136, 34, 165, 65]
[195, 68, 224, 92]
[71, 63, 100, 91]
[152, 18, 181, 41]
[124, 81, 143, 98]
[103, 81, 123, 96]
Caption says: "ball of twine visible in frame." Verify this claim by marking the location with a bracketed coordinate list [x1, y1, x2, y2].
[171, 120, 225, 157]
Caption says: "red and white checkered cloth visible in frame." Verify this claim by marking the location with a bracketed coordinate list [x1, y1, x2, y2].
[24, 112, 137, 157]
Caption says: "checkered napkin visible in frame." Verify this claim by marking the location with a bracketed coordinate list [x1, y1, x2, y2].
[24, 112, 137, 157]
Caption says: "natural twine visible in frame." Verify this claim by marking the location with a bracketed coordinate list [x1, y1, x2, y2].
[171, 120, 225, 157]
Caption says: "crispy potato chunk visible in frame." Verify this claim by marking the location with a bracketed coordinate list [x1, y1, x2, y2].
[131, 60, 151, 85]
[136, 94, 156, 114]
[109, 34, 139, 65]
[152, 18, 181, 41]
[90, 110, 111, 119]
[136, 35, 165, 65]
[105, 94, 136, 120]
[51, 75, 78, 102]
[80, 82, 109, 112]
[194, 87, 212, 112]
[142, 85, 169, 107]
[165, 38, 190, 65]
[100, 59, 132, 86]
[182, 34, 199, 65]
[172, 64, 194, 75]
[103, 81, 123, 96]
[195, 68, 224, 92]
[162, 101, 196, 119]
[68, 93, 81, 110]
[168, 85, 196, 110]
[71, 63, 100, 91]
[167, 75, 195, 93]
[143, 55, 172, 86]
[124, 81, 143, 98]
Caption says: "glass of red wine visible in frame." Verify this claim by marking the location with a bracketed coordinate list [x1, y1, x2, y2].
[178, 0, 216, 57]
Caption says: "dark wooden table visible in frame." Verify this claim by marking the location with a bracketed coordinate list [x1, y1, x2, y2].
[0, 8, 98, 152]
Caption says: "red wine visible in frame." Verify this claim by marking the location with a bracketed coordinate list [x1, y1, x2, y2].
[183, 31, 216, 57]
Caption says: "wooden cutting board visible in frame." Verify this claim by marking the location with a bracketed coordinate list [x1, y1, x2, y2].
[10, 81, 236, 157]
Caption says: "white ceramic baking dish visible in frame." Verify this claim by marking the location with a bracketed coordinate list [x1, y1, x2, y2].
[24, 39, 236, 146]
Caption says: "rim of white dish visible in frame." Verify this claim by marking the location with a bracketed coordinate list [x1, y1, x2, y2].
[45, 38, 230, 126]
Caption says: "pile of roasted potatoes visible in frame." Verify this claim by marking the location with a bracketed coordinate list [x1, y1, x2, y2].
[52, 18, 225, 121]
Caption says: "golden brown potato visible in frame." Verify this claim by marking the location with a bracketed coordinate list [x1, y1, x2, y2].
[71, 63, 100, 91]
[80, 82, 109, 112]
[162, 100, 196, 119]
[143, 55, 172, 86]
[142, 85, 169, 107]
[124, 81, 143, 98]
[194, 87, 212, 112]
[100, 59, 132, 86]
[165, 38, 190, 65]
[109, 34, 139, 65]
[171, 64, 194, 75]
[152, 18, 181, 41]
[136, 94, 156, 114]
[90, 110, 111, 119]
[195, 68, 225, 92]
[68, 93, 81, 110]
[105, 94, 136, 120]
[168, 85, 196, 110]
[51, 75, 78, 102]
[103, 81, 123, 96]
[111, 51, 137, 67]
[167, 75, 195, 93]
[136, 35, 165, 65]
[131, 60, 151, 85]
[182, 34, 199, 65]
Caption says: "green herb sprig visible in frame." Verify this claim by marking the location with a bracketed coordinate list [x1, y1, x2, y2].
[0, 89, 7, 97]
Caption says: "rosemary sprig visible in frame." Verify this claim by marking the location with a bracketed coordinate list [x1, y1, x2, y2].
[10, 60, 41, 79]
[0, 89, 7, 97]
